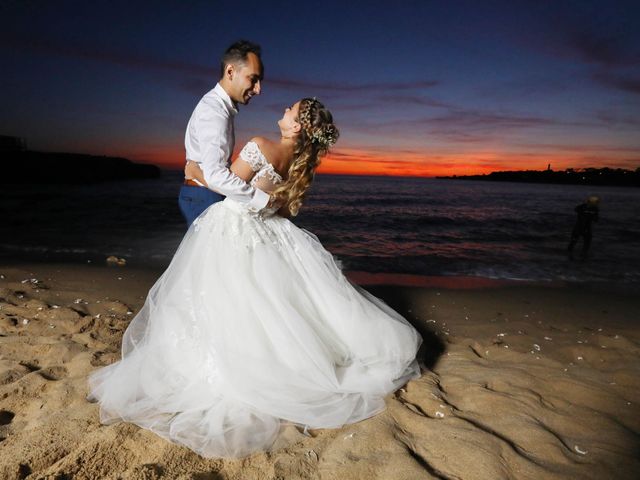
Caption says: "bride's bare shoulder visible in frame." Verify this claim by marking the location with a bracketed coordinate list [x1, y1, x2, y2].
[249, 137, 278, 161]
[248, 137, 289, 177]
[249, 136, 272, 149]
[248, 136, 279, 160]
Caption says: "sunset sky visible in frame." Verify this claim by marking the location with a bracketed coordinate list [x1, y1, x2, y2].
[1, 0, 639, 177]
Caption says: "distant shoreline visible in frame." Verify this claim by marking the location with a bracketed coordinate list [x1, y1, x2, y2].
[118, 167, 640, 187]
[437, 167, 640, 188]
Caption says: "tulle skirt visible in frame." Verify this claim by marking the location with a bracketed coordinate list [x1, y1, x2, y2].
[87, 198, 422, 458]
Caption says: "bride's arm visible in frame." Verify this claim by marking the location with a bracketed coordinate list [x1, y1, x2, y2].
[189, 158, 292, 218]
[230, 157, 256, 183]
[184, 149, 258, 187]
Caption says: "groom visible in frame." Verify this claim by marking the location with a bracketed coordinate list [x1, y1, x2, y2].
[179, 40, 270, 226]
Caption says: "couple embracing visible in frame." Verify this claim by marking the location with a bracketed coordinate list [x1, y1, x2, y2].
[88, 40, 422, 459]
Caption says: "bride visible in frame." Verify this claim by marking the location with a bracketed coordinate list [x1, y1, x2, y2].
[87, 97, 422, 458]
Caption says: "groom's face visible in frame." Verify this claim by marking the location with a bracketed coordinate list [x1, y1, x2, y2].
[228, 53, 263, 105]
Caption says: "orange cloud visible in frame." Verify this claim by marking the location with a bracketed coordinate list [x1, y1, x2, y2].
[317, 148, 503, 177]
[109, 143, 638, 177]
[316, 147, 639, 177]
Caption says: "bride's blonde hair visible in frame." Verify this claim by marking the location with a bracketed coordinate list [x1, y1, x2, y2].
[271, 98, 339, 216]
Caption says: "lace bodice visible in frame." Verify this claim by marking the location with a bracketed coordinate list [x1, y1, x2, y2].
[239, 141, 284, 192]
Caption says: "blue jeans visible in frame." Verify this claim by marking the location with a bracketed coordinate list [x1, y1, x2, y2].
[178, 185, 224, 227]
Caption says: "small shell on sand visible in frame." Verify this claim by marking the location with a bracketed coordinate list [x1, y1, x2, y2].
[106, 256, 127, 267]
[574, 445, 588, 455]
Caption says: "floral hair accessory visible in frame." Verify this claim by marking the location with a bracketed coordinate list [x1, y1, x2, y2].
[298, 98, 338, 148]
[309, 124, 338, 148]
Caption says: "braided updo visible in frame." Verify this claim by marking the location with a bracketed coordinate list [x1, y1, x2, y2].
[271, 98, 339, 216]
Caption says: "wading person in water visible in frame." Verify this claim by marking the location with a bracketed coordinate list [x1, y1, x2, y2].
[568, 195, 600, 260]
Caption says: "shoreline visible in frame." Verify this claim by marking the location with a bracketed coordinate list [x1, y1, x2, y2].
[1, 262, 638, 479]
[2, 259, 637, 294]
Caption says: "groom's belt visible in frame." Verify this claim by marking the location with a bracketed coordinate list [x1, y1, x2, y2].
[184, 178, 203, 187]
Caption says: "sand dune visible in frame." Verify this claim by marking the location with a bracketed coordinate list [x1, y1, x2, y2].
[0, 264, 638, 479]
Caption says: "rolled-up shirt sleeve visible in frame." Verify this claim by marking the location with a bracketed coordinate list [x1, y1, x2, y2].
[191, 106, 269, 212]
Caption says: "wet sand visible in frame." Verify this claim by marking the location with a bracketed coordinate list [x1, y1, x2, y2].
[0, 263, 638, 479]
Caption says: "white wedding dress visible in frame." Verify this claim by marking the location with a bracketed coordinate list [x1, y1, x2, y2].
[88, 141, 422, 458]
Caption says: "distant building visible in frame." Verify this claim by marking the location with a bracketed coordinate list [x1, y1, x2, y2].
[0, 135, 27, 151]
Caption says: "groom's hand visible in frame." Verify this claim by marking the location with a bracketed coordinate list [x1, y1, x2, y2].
[184, 160, 195, 179]
[185, 161, 208, 187]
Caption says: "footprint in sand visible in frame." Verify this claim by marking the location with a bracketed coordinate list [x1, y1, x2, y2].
[17, 463, 32, 479]
[19, 361, 41, 372]
[0, 369, 27, 386]
[0, 362, 40, 385]
[38, 366, 68, 381]
[0, 410, 15, 426]
[131, 463, 164, 479]
[0, 410, 15, 444]
[90, 350, 119, 367]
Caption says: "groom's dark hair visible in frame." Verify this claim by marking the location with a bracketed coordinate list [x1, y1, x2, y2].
[220, 40, 262, 77]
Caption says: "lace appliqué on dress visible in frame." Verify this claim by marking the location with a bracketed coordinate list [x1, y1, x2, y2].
[239, 141, 266, 172]
[239, 141, 284, 188]
[250, 164, 283, 187]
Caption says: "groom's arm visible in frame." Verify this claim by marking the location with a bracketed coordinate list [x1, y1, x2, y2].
[189, 109, 269, 212]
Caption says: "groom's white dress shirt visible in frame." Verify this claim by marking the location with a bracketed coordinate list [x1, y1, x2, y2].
[184, 83, 269, 212]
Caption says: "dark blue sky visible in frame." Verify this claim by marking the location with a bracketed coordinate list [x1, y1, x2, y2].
[1, 0, 639, 176]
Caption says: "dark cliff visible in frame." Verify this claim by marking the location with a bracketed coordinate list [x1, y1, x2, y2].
[1, 150, 162, 184]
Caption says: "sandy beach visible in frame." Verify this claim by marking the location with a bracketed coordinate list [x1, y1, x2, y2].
[0, 263, 638, 479]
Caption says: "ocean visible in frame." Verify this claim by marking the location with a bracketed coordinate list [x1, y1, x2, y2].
[2, 171, 639, 287]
